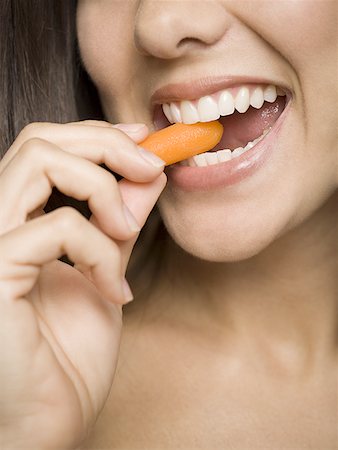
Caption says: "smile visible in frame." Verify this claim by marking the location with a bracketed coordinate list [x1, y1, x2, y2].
[152, 79, 292, 190]
[160, 84, 287, 167]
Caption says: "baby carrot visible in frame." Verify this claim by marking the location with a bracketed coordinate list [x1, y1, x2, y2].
[140, 121, 223, 166]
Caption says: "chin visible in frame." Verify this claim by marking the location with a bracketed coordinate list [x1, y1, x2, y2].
[158, 177, 337, 263]
[171, 235, 273, 263]
[158, 200, 289, 263]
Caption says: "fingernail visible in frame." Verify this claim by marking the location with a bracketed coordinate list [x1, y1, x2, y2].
[137, 146, 165, 167]
[114, 123, 146, 133]
[123, 204, 141, 233]
[122, 278, 134, 303]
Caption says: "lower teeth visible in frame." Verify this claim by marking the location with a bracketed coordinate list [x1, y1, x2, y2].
[179, 129, 270, 167]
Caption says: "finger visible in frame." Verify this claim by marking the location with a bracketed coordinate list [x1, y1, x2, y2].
[0, 207, 130, 304]
[69, 119, 150, 143]
[119, 173, 167, 273]
[0, 122, 164, 181]
[0, 138, 139, 240]
[119, 173, 167, 230]
[67, 119, 147, 136]
[69, 120, 151, 145]
[0, 121, 146, 170]
[68, 119, 115, 128]
[89, 173, 167, 274]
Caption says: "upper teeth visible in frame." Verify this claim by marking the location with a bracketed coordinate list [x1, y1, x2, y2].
[162, 84, 284, 124]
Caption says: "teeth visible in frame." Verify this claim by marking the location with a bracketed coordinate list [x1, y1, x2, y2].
[245, 141, 255, 150]
[197, 96, 220, 122]
[234, 87, 250, 113]
[179, 129, 268, 167]
[193, 153, 207, 166]
[204, 152, 219, 165]
[188, 157, 196, 167]
[218, 90, 235, 116]
[232, 147, 245, 157]
[250, 86, 264, 109]
[162, 103, 174, 123]
[263, 85, 277, 103]
[180, 100, 199, 124]
[217, 149, 232, 162]
[161, 83, 282, 168]
[162, 83, 282, 125]
[169, 103, 182, 123]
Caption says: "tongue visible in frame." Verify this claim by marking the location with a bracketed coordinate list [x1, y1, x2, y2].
[215, 96, 286, 151]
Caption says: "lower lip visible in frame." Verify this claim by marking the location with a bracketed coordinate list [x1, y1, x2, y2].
[165, 100, 291, 192]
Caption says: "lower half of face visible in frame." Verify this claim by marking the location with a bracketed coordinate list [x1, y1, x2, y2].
[77, 0, 338, 263]
[158, 89, 337, 262]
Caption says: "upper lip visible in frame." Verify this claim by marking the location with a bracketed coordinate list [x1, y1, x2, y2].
[151, 75, 289, 106]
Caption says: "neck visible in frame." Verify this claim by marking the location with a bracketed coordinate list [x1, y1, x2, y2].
[155, 190, 338, 364]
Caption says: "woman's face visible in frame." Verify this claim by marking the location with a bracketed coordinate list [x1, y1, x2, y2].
[77, 0, 337, 262]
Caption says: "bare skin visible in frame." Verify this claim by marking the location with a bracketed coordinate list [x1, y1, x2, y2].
[81, 191, 337, 449]
[81, 163, 338, 450]
[76, 1, 338, 449]
[0, 122, 166, 449]
[1, 1, 337, 449]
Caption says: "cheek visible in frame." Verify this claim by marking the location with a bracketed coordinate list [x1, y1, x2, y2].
[270, 2, 336, 55]
[233, 1, 337, 70]
[238, 2, 337, 172]
[76, 2, 135, 96]
[227, 0, 337, 145]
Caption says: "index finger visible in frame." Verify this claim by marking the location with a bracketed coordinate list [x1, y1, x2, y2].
[0, 122, 164, 182]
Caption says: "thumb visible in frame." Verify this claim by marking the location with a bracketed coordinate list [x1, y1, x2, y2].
[87, 173, 166, 274]
[118, 173, 167, 272]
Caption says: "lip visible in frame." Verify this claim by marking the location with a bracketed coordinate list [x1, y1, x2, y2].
[165, 96, 292, 192]
[151, 75, 289, 105]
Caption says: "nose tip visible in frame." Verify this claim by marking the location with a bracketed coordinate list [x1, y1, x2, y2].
[134, 1, 229, 59]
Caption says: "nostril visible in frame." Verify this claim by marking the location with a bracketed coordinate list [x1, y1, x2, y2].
[134, 1, 229, 59]
[177, 37, 209, 50]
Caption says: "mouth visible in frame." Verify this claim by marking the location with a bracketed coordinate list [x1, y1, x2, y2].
[152, 80, 292, 190]
[154, 83, 288, 165]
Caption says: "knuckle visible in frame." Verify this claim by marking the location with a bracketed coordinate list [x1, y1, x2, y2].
[21, 122, 39, 136]
[94, 170, 117, 193]
[19, 137, 48, 161]
[104, 239, 122, 268]
[0, 279, 18, 301]
[111, 127, 128, 141]
[109, 129, 138, 154]
[52, 207, 84, 233]
[19, 122, 46, 140]
[0, 242, 20, 299]
[106, 238, 120, 258]
[97, 120, 112, 127]
[78, 119, 112, 127]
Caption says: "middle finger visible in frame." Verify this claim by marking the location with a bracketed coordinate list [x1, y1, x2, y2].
[0, 138, 141, 239]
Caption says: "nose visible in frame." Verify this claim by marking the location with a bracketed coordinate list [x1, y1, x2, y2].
[134, 0, 229, 59]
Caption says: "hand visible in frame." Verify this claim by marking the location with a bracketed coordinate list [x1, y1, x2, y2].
[0, 120, 166, 449]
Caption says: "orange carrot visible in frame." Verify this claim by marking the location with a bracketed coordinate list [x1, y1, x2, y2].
[140, 121, 223, 166]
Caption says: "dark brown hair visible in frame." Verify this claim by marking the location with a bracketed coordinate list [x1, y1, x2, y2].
[0, 0, 166, 296]
[2, 1, 77, 150]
